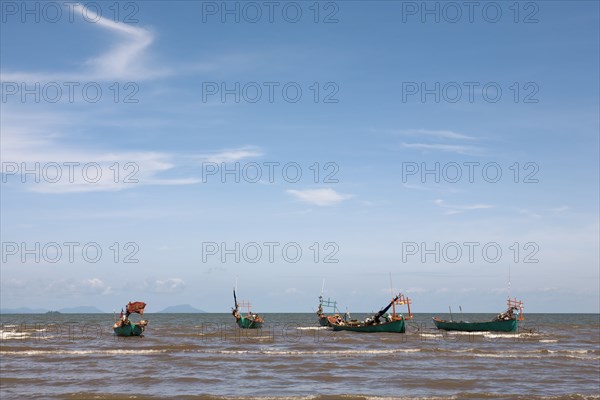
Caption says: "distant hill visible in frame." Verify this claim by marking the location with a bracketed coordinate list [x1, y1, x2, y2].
[1, 307, 49, 314]
[59, 306, 106, 313]
[157, 304, 206, 313]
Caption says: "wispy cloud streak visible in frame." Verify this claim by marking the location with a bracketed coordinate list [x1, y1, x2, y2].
[1, 4, 164, 82]
[287, 188, 353, 206]
[434, 199, 494, 215]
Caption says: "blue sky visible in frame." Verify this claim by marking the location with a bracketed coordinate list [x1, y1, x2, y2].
[1, 1, 598, 313]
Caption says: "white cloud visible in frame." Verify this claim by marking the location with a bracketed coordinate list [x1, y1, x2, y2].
[400, 142, 481, 155]
[146, 278, 185, 293]
[82, 278, 113, 295]
[1, 4, 164, 82]
[434, 199, 494, 214]
[0, 116, 263, 193]
[45, 278, 112, 296]
[516, 205, 571, 219]
[76, 4, 161, 81]
[374, 128, 483, 155]
[517, 208, 543, 219]
[1, 128, 200, 193]
[199, 146, 264, 163]
[287, 188, 353, 206]
[394, 129, 475, 140]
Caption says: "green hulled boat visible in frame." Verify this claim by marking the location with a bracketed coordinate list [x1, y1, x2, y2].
[433, 297, 524, 333]
[113, 301, 148, 337]
[333, 317, 405, 333]
[236, 314, 264, 329]
[432, 317, 517, 332]
[113, 321, 147, 336]
[330, 293, 413, 334]
[316, 295, 344, 327]
[232, 289, 264, 329]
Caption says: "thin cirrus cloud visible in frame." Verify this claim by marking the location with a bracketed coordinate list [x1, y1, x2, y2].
[434, 198, 494, 215]
[1, 122, 264, 193]
[198, 146, 265, 163]
[287, 188, 353, 206]
[380, 128, 483, 155]
[400, 143, 482, 155]
[1, 4, 165, 82]
[394, 129, 476, 140]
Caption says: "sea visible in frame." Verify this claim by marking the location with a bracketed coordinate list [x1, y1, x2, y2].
[1, 313, 598, 399]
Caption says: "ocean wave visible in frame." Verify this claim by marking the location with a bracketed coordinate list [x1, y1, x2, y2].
[420, 347, 600, 360]
[211, 348, 422, 356]
[0, 330, 33, 340]
[46, 393, 600, 400]
[295, 326, 329, 330]
[2, 345, 597, 360]
[0, 349, 167, 356]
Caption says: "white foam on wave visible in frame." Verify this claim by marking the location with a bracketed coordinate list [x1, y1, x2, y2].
[5, 345, 595, 360]
[435, 330, 538, 338]
[0, 330, 33, 340]
[473, 353, 544, 359]
[296, 326, 329, 330]
[482, 333, 517, 339]
[546, 349, 597, 355]
[449, 347, 600, 360]
[417, 333, 443, 338]
[424, 347, 599, 361]
[213, 348, 421, 356]
[0, 349, 167, 356]
[245, 336, 275, 340]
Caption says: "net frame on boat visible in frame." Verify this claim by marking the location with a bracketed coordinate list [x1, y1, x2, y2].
[236, 300, 255, 315]
[391, 293, 413, 320]
[318, 296, 342, 314]
[507, 297, 524, 321]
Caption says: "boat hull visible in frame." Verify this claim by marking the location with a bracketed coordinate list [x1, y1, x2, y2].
[318, 315, 330, 327]
[332, 318, 405, 333]
[236, 316, 263, 329]
[113, 323, 145, 337]
[433, 317, 517, 332]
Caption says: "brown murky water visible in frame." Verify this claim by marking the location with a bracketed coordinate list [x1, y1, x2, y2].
[1, 313, 598, 399]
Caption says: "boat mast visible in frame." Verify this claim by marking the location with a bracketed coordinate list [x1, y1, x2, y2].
[389, 273, 396, 317]
[508, 264, 511, 300]
[506, 265, 524, 321]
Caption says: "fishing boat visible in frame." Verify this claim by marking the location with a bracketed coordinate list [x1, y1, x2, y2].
[331, 293, 413, 333]
[316, 295, 346, 326]
[433, 297, 524, 332]
[232, 289, 264, 329]
[113, 301, 148, 337]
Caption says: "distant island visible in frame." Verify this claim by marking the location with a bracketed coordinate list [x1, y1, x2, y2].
[157, 304, 206, 313]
